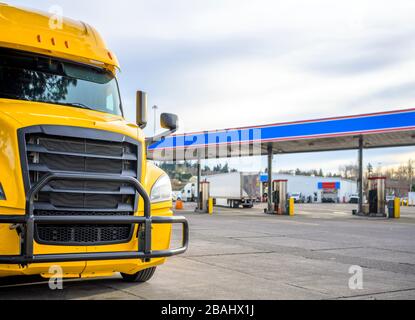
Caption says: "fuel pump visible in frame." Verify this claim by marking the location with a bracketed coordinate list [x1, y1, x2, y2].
[368, 177, 387, 217]
[272, 180, 291, 215]
[197, 181, 211, 213]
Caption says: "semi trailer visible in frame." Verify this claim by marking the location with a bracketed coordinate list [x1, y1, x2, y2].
[204, 172, 260, 208]
[0, 3, 188, 282]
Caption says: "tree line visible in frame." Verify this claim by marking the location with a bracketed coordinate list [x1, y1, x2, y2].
[157, 159, 415, 191]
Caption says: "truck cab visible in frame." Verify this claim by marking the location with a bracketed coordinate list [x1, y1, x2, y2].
[0, 3, 188, 282]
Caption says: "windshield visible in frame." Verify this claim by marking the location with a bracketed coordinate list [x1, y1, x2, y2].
[0, 48, 122, 116]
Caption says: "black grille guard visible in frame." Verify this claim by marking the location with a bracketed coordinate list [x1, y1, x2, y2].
[0, 173, 189, 265]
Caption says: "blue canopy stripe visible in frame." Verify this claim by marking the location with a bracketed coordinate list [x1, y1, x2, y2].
[149, 108, 415, 152]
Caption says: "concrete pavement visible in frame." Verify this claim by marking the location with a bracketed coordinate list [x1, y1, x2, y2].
[1, 203, 415, 300]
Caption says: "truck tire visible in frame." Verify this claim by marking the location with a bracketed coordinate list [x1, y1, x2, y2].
[121, 267, 157, 283]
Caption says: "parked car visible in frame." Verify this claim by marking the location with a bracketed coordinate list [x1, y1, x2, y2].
[290, 193, 304, 203]
[322, 197, 337, 203]
[322, 191, 338, 203]
[349, 194, 359, 204]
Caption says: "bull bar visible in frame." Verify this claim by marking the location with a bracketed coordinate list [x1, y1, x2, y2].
[0, 173, 189, 265]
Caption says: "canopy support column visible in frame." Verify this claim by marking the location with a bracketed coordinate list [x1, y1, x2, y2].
[267, 144, 274, 214]
[197, 155, 202, 210]
[358, 136, 364, 214]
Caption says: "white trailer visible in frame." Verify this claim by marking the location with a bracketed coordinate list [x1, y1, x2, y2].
[204, 172, 260, 208]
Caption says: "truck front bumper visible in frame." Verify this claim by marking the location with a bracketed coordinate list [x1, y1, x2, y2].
[0, 173, 189, 265]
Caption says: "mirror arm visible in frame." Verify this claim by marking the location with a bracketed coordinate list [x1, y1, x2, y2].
[145, 127, 178, 149]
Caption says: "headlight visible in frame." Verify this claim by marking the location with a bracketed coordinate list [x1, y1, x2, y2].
[150, 175, 172, 203]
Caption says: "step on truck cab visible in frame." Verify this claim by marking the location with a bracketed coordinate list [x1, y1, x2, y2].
[0, 3, 188, 282]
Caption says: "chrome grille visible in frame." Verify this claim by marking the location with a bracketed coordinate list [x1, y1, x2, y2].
[21, 127, 141, 246]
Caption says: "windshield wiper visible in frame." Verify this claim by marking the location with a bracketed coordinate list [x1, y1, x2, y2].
[59, 102, 94, 111]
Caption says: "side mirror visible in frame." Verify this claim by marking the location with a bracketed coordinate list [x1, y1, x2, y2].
[136, 91, 147, 129]
[145, 112, 179, 148]
[160, 113, 179, 131]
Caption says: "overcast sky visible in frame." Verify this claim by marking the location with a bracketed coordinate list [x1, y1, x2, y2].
[8, 0, 415, 173]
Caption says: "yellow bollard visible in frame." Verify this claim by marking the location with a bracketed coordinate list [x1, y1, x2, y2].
[289, 197, 295, 216]
[208, 198, 214, 215]
[394, 198, 401, 219]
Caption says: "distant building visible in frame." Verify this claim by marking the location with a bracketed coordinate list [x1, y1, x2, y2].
[179, 173, 358, 203]
[259, 173, 357, 203]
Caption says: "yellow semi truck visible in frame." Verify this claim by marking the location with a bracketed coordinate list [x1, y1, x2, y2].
[0, 3, 188, 282]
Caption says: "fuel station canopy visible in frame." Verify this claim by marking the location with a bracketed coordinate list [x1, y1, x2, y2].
[148, 108, 415, 161]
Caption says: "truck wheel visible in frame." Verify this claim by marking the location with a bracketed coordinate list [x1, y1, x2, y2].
[121, 267, 157, 283]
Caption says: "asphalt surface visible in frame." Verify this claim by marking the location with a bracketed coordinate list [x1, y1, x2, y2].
[1, 203, 415, 300]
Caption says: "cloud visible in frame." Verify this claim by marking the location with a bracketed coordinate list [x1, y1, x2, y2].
[7, 0, 415, 172]
[301, 29, 415, 76]
[367, 81, 415, 102]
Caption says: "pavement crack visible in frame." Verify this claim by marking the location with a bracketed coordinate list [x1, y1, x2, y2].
[229, 235, 287, 240]
[184, 251, 276, 258]
[311, 246, 366, 252]
[98, 282, 148, 300]
[181, 256, 281, 284]
[285, 283, 328, 295]
[332, 287, 415, 299]
[369, 247, 415, 255]
[399, 262, 415, 267]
